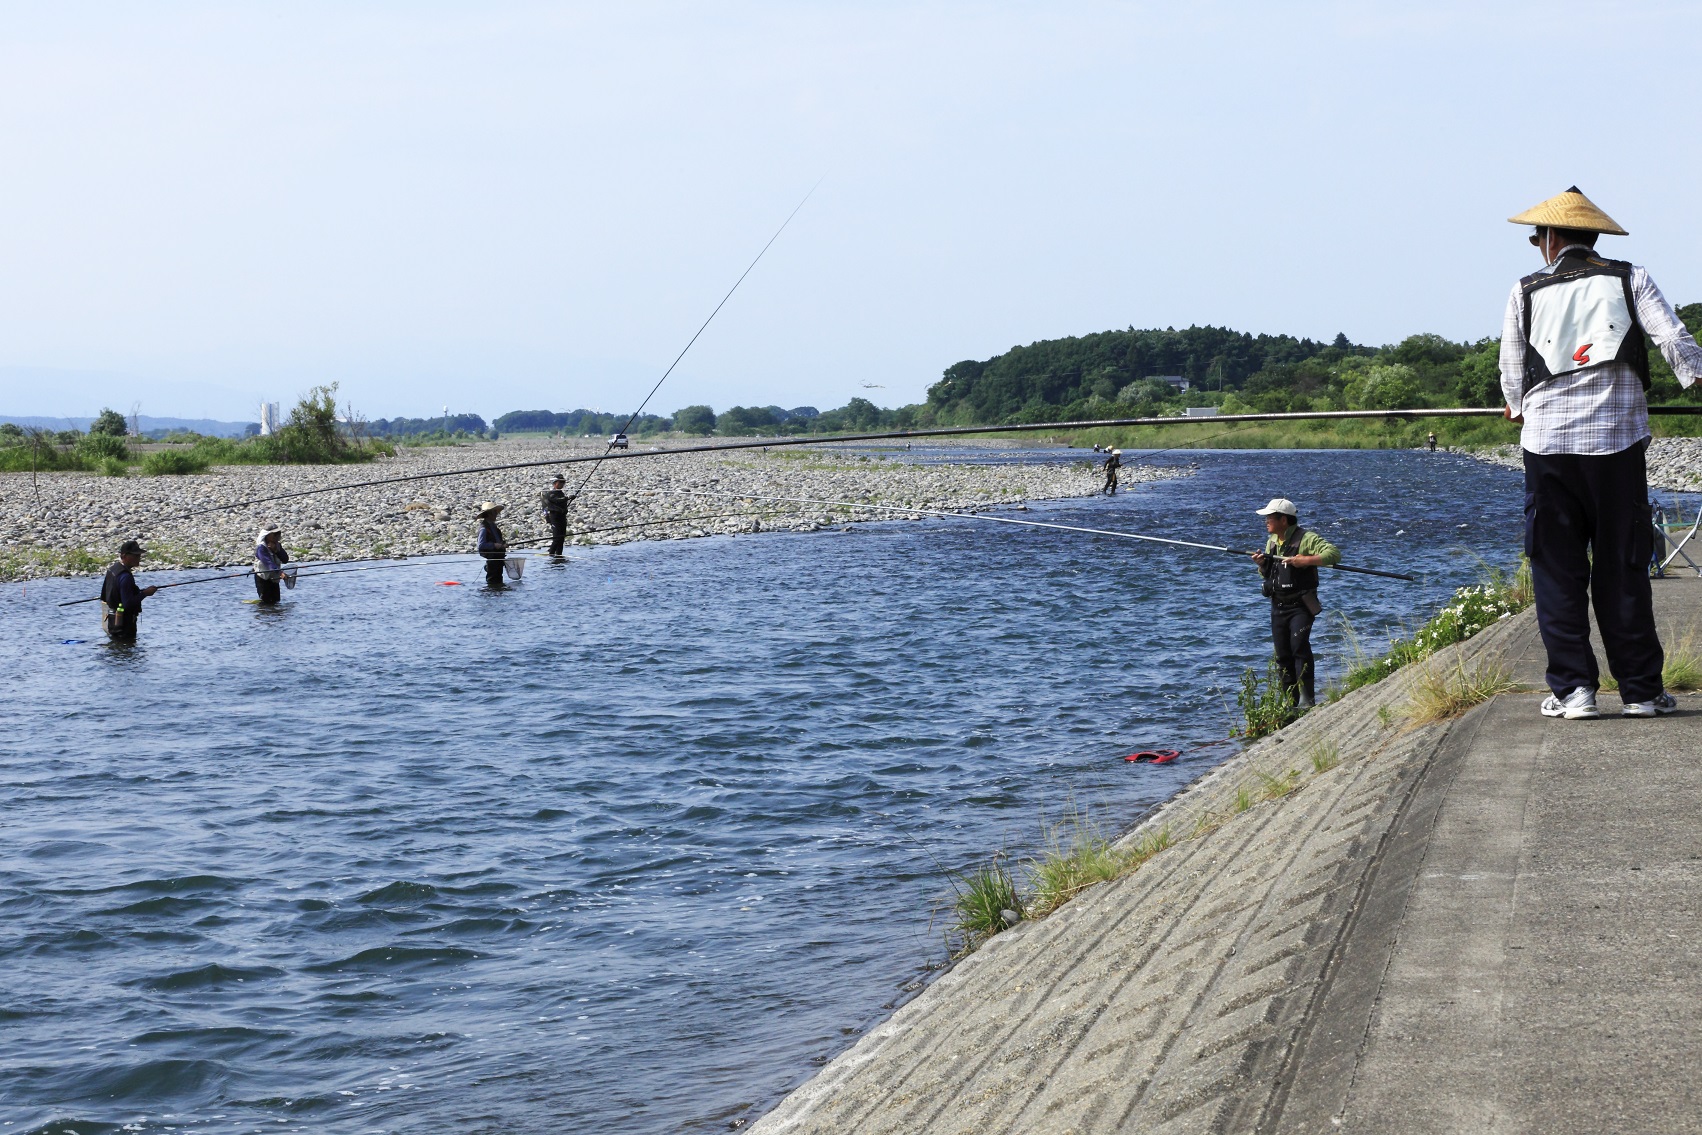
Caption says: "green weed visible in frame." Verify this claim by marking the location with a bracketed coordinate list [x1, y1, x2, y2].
[1404, 656, 1517, 724]
[1335, 559, 1532, 697]
[1233, 660, 1299, 739]
[948, 855, 1022, 954]
[141, 450, 211, 475]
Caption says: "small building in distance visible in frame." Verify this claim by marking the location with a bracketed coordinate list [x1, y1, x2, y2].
[1155, 375, 1189, 393]
[259, 402, 281, 435]
[1185, 406, 1220, 417]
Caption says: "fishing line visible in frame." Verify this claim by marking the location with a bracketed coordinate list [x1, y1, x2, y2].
[1105, 423, 1249, 462]
[54, 510, 777, 608]
[178, 404, 1702, 522]
[52, 559, 490, 606]
[176, 401, 1702, 520]
[563, 178, 823, 509]
[574, 485, 1417, 581]
[162, 406, 1518, 520]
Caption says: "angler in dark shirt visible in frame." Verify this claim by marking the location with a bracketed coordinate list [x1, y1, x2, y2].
[542, 476, 572, 556]
[476, 501, 508, 586]
[254, 525, 291, 604]
[100, 539, 158, 639]
[1102, 449, 1123, 495]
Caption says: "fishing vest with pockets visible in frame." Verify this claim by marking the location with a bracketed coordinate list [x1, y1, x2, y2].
[100, 562, 135, 634]
[1263, 526, 1318, 604]
[1520, 253, 1649, 395]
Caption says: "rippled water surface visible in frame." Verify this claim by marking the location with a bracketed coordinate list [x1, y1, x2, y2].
[3, 449, 1529, 1134]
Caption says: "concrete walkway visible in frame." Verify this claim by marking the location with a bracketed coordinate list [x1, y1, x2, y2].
[1284, 574, 1702, 1133]
[750, 577, 1702, 1135]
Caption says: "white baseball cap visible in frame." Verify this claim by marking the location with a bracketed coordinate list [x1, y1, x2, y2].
[1256, 497, 1298, 517]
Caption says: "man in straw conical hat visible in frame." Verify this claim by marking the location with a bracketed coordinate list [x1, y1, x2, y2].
[1498, 187, 1702, 719]
[475, 501, 508, 587]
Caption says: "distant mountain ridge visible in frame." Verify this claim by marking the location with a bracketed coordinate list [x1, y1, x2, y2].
[0, 414, 257, 437]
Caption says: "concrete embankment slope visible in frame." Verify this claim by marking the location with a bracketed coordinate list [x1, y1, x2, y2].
[752, 577, 1702, 1135]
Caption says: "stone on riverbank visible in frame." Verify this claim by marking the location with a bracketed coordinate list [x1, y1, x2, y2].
[1468, 436, 1702, 491]
[0, 439, 1176, 581]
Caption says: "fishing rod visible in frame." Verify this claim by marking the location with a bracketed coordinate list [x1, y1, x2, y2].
[574, 486, 1417, 581]
[562, 179, 822, 509]
[175, 404, 1702, 521]
[52, 559, 501, 607]
[504, 508, 773, 551]
[54, 510, 776, 608]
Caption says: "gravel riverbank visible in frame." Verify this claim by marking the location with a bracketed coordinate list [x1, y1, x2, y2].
[0, 439, 1177, 581]
[1467, 436, 1702, 491]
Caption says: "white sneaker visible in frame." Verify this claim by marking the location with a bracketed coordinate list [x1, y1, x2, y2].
[1540, 688, 1600, 719]
[1622, 691, 1679, 717]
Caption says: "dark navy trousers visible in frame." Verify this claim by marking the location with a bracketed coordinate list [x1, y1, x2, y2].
[1523, 440, 1664, 702]
[1270, 602, 1316, 703]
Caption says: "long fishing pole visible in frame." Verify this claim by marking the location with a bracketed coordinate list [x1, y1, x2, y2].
[173, 404, 1702, 521]
[52, 559, 498, 606]
[562, 179, 823, 509]
[576, 485, 1417, 581]
[53, 510, 778, 608]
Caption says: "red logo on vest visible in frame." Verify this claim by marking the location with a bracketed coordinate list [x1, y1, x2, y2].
[1572, 343, 1593, 365]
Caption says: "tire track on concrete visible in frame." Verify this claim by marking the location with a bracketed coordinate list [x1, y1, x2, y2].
[777, 816, 1280, 1134]
[750, 613, 1534, 1135]
[1007, 744, 1399, 1131]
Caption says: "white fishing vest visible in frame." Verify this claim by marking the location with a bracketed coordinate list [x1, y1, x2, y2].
[1519, 255, 1649, 394]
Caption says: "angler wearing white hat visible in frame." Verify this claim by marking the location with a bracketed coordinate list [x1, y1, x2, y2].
[1498, 187, 1702, 719]
[1101, 448, 1123, 495]
[1249, 497, 1339, 710]
[253, 524, 290, 605]
[475, 501, 510, 587]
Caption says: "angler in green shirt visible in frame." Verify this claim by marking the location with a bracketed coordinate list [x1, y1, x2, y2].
[1248, 497, 1340, 709]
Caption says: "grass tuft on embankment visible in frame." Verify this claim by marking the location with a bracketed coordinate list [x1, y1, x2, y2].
[1333, 558, 1532, 700]
[948, 820, 1175, 954]
[1402, 656, 1518, 724]
[1598, 626, 1702, 693]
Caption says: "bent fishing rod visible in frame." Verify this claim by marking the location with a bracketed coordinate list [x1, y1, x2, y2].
[563, 179, 822, 509]
[575, 485, 1417, 581]
[174, 403, 1702, 521]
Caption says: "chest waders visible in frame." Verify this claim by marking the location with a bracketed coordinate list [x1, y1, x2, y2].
[1262, 526, 1320, 707]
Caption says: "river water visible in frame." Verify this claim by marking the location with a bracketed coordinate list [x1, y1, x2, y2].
[4, 449, 1535, 1134]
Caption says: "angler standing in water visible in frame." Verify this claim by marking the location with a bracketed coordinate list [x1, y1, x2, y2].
[476, 501, 508, 586]
[253, 525, 290, 604]
[100, 540, 158, 640]
[1249, 498, 1339, 710]
[1102, 448, 1123, 495]
[1499, 187, 1702, 719]
[542, 476, 571, 557]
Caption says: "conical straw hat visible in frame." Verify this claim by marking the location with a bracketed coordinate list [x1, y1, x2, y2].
[1508, 186, 1627, 235]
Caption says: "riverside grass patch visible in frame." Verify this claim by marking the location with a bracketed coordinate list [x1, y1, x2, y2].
[1598, 626, 1702, 693]
[1403, 656, 1518, 724]
[1233, 660, 1300, 740]
[1332, 558, 1533, 700]
[947, 816, 1177, 955]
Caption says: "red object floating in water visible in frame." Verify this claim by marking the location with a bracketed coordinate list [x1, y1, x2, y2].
[439, 581, 463, 586]
[1123, 750, 1180, 764]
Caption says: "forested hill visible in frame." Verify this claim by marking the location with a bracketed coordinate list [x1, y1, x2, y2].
[486, 311, 1702, 441]
[922, 309, 1702, 426]
[926, 325, 1351, 423]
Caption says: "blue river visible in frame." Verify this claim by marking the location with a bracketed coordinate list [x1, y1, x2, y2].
[3, 448, 1544, 1133]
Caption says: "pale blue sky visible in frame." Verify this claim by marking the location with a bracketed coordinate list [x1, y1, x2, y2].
[3, 1, 1699, 421]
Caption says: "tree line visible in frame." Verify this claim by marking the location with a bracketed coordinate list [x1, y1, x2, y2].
[490, 307, 1702, 440]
